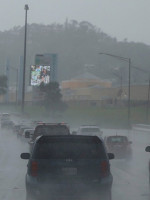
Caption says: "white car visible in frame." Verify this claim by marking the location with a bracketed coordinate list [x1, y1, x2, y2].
[77, 125, 103, 137]
[1, 113, 10, 121]
[21, 128, 34, 142]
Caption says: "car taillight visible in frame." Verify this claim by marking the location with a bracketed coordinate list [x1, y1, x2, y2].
[31, 161, 38, 177]
[101, 161, 109, 177]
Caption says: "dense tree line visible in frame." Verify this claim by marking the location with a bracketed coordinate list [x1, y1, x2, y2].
[0, 20, 150, 86]
[39, 81, 67, 116]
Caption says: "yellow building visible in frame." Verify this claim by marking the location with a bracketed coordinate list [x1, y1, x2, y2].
[61, 72, 112, 90]
[61, 72, 150, 106]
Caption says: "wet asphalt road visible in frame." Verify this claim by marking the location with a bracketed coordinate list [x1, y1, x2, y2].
[0, 127, 149, 200]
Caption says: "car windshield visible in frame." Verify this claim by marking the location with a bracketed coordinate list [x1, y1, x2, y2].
[1, 114, 10, 120]
[1, 1, 150, 200]
[81, 128, 100, 133]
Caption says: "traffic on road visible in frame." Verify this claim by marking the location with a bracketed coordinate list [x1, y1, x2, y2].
[0, 113, 149, 200]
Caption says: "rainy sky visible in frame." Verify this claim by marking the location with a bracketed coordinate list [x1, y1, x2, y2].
[1, 0, 150, 45]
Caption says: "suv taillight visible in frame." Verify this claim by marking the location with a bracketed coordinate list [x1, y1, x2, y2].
[101, 161, 109, 177]
[31, 161, 38, 177]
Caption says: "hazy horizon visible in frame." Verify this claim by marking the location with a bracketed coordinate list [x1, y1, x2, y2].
[1, 0, 150, 45]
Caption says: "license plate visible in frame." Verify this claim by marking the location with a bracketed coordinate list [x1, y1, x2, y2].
[62, 168, 77, 175]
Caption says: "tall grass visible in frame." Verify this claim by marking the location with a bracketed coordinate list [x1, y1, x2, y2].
[0, 104, 148, 129]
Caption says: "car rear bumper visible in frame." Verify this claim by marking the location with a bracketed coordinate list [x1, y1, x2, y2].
[26, 175, 113, 199]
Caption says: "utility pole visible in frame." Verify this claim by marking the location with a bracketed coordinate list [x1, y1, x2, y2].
[99, 53, 131, 128]
[5, 58, 10, 104]
[146, 75, 150, 123]
[128, 58, 131, 128]
[21, 4, 29, 113]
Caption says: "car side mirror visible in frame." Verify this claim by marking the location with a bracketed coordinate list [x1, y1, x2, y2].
[25, 131, 30, 138]
[145, 146, 150, 152]
[20, 153, 30, 159]
[108, 153, 115, 160]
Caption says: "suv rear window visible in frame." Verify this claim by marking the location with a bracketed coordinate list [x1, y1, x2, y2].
[32, 138, 106, 159]
[108, 136, 128, 143]
[33, 125, 70, 139]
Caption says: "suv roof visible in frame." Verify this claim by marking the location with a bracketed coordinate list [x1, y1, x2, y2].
[35, 134, 101, 143]
[78, 125, 100, 129]
[2, 113, 9, 115]
[79, 125, 100, 127]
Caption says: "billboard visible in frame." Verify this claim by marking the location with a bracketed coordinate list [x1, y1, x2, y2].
[30, 65, 50, 86]
[35, 54, 57, 81]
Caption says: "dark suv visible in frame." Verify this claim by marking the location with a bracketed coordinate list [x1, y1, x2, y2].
[27, 123, 70, 152]
[21, 135, 114, 200]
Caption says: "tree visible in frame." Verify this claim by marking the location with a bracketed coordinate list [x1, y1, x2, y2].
[39, 82, 67, 116]
[0, 75, 7, 95]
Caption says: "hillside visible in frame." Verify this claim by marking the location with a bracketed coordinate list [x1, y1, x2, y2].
[0, 20, 150, 85]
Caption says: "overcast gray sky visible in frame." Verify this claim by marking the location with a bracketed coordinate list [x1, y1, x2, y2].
[1, 0, 150, 45]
